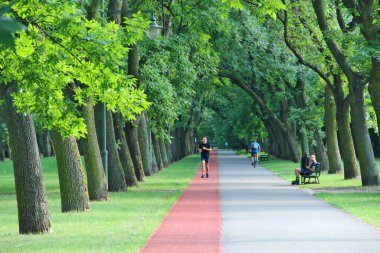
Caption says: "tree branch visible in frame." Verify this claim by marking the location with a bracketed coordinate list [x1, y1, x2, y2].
[335, 2, 358, 33]
[219, 70, 285, 129]
[312, 0, 355, 83]
[278, 8, 334, 90]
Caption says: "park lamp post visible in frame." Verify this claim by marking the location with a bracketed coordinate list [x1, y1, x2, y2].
[147, 13, 162, 40]
[100, 2, 162, 185]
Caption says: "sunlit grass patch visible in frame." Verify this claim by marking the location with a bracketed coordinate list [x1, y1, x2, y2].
[0, 155, 200, 253]
[316, 193, 380, 228]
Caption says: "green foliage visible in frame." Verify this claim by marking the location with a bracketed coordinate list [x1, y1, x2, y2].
[0, 1, 25, 49]
[221, 0, 243, 10]
[198, 80, 266, 148]
[0, 0, 150, 138]
[140, 12, 219, 137]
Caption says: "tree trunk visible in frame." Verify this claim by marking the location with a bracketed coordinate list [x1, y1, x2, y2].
[81, 99, 108, 200]
[2, 84, 51, 234]
[50, 131, 90, 212]
[113, 113, 138, 186]
[95, 106, 127, 191]
[300, 128, 310, 157]
[175, 128, 182, 159]
[166, 140, 173, 165]
[324, 86, 343, 173]
[152, 133, 164, 170]
[159, 138, 169, 168]
[107, 110, 128, 191]
[170, 130, 178, 162]
[138, 112, 152, 176]
[151, 141, 159, 173]
[179, 128, 186, 157]
[282, 124, 300, 162]
[146, 123, 157, 174]
[369, 59, 380, 148]
[350, 78, 379, 185]
[312, 0, 370, 180]
[313, 129, 329, 172]
[265, 119, 280, 156]
[184, 130, 191, 155]
[35, 127, 43, 155]
[4, 139, 11, 159]
[43, 129, 52, 157]
[125, 120, 145, 181]
[336, 101, 359, 178]
[0, 140, 3, 161]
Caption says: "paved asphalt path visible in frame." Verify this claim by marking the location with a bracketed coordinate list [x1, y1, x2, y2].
[219, 150, 380, 253]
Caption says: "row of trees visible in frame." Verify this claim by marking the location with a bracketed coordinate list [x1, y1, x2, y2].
[1, 0, 379, 235]
[0, 0, 237, 234]
[202, 0, 380, 188]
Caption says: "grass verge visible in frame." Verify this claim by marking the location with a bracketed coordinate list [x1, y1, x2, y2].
[316, 193, 380, 228]
[0, 155, 200, 253]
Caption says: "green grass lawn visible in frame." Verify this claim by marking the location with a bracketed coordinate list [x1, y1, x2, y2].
[237, 150, 380, 228]
[0, 155, 200, 253]
[317, 193, 380, 228]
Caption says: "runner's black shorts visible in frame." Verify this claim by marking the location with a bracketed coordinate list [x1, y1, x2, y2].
[201, 155, 210, 163]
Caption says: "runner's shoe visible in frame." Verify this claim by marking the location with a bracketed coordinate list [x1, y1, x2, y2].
[201, 174, 205, 178]
[206, 173, 209, 178]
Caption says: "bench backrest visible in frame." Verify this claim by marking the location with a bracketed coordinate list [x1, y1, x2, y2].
[314, 163, 322, 175]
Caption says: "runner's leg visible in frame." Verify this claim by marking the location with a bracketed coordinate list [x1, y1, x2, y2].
[206, 160, 209, 178]
[201, 160, 206, 178]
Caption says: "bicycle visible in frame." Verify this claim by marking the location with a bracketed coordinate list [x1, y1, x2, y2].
[250, 152, 258, 167]
[252, 154, 258, 167]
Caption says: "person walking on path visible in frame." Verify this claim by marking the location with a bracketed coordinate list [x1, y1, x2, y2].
[199, 136, 212, 178]
[292, 154, 317, 185]
[249, 139, 261, 167]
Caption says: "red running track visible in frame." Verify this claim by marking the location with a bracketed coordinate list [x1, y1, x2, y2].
[141, 151, 221, 253]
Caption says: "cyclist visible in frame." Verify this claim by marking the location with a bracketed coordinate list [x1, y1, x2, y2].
[249, 139, 261, 167]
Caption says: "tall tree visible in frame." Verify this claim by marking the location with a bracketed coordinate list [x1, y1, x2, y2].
[138, 112, 153, 176]
[95, 106, 127, 191]
[113, 112, 138, 186]
[1, 84, 51, 234]
[277, 1, 358, 178]
[81, 98, 108, 200]
[50, 131, 90, 212]
[312, 0, 378, 185]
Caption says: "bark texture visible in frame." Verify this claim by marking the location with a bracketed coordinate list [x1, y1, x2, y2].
[125, 120, 145, 181]
[324, 87, 343, 173]
[95, 106, 127, 191]
[138, 113, 152, 176]
[113, 113, 138, 186]
[2, 85, 51, 234]
[81, 99, 108, 200]
[51, 131, 90, 212]
[152, 133, 164, 170]
[159, 138, 169, 168]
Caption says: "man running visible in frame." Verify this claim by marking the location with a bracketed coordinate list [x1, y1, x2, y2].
[249, 139, 261, 167]
[199, 136, 212, 178]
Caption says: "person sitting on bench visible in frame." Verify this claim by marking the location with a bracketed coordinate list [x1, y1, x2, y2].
[292, 154, 318, 185]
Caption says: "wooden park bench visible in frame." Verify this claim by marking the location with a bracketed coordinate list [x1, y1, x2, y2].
[301, 163, 322, 184]
[259, 153, 269, 161]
